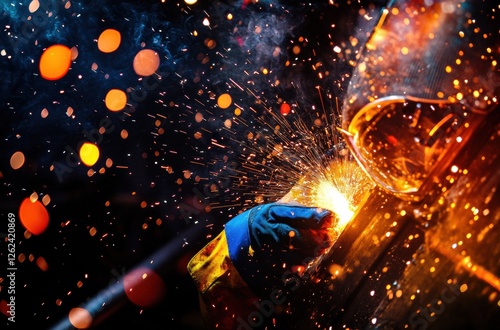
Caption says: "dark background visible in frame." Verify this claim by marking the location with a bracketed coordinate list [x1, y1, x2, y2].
[0, 0, 385, 328]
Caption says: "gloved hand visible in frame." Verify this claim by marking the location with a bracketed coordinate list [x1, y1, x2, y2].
[225, 202, 336, 296]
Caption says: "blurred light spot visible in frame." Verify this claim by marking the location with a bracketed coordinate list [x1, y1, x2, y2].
[133, 49, 160, 76]
[10, 151, 25, 170]
[41, 108, 49, 118]
[120, 129, 128, 139]
[41, 194, 51, 206]
[19, 197, 49, 235]
[39, 45, 72, 80]
[97, 29, 121, 53]
[68, 307, 93, 329]
[79, 142, 99, 167]
[195, 112, 203, 122]
[280, 103, 291, 115]
[123, 267, 166, 308]
[185, 0, 197, 4]
[29, 0, 40, 13]
[0, 300, 9, 317]
[105, 89, 127, 111]
[30, 192, 39, 203]
[204, 38, 216, 49]
[70, 46, 79, 60]
[328, 264, 343, 279]
[217, 93, 232, 109]
[460, 284, 468, 293]
[36, 256, 49, 271]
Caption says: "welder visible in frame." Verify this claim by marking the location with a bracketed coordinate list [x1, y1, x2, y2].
[188, 0, 499, 328]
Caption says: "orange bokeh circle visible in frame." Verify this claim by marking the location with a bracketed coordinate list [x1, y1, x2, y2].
[133, 49, 160, 76]
[280, 103, 291, 115]
[19, 198, 50, 235]
[105, 89, 127, 111]
[39, 44, 72, 80]
[217, 93, 232, 109]
[68, 307, 93, 329]
[97, 29, 121, 53]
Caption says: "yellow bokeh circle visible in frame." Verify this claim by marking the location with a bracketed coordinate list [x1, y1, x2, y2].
[79, 142, 100, 167]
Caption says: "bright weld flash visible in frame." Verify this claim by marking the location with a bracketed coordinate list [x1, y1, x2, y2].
[315, 179, 355, 231]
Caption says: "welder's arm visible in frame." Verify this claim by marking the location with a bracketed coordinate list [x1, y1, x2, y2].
[187, 202, 335, 328]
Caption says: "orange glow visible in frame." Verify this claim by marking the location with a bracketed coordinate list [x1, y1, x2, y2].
[39, 44, 72, 80]
[19, 197, 50, 235]
[1, 300, 9, 317]
[315, 179, 354, 231]
[105, 89, 127, 111]
[79, 142, 100, 167]
[97, 29, 121, 53]
[133, 49, 160, 76]
[68, 307, 93, 329]
[217, 93, 232, 109]
[123, 267, 166, 308]
[280, 103, 291, 115]
[36, 256, 49, 271]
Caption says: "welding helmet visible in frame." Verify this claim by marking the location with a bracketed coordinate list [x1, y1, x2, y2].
[341, 0, 499, 201]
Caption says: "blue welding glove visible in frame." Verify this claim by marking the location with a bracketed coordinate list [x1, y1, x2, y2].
[225, 202, 335, 296]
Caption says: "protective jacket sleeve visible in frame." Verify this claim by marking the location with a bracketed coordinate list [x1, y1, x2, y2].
[187, 228, 258, 329]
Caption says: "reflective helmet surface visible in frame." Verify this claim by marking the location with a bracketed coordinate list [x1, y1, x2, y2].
[341, 0, 499, 200]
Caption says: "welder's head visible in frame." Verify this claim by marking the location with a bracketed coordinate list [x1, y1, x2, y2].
[341, 0, 498, 201]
